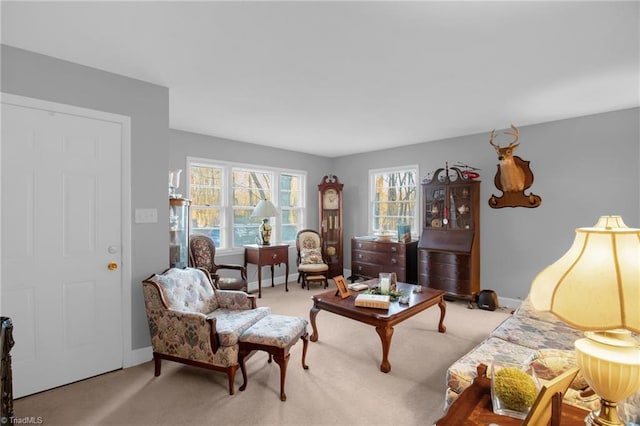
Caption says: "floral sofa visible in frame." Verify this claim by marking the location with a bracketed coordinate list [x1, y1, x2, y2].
[142, 267, 270, 395]
[445, 298, 594, 410]
[445, 297, 640, 422]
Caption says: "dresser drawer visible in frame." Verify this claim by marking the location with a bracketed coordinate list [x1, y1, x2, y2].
[419, 273, 471, 296]
[352, 261, 407, 281]
[352, 249, 405, 266]
[258, 247, 288, 265]
[420, 261, 470, 280]
[353, 239, 408, 255]
[419, 250, 469, 268]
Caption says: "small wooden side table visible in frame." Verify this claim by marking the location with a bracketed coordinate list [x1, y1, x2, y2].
[436, 364, 589, 425]
[244, 244, 289, 298]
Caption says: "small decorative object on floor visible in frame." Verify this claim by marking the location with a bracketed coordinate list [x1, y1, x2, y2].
[477, 289, 499, 311]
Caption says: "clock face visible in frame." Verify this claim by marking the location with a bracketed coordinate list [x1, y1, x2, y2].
[323, 188, 339, 210]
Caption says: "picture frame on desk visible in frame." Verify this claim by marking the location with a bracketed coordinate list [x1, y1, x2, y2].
[397, 224, 411, 243]
[523, 367, 580, 426]
[334, 275, 350, 299]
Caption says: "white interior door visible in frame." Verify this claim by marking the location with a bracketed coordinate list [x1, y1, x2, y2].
[1, 97, 126, 397]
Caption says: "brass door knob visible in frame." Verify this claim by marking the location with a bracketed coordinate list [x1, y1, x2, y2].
[108, 262, 118, 271]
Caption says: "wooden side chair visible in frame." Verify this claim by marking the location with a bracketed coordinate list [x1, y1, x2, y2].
[189, 234, 248, 292]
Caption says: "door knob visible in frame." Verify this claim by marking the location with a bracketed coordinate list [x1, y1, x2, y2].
[108, 262, 118, 271]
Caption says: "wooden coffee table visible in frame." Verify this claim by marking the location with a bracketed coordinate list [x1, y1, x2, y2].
[309, 281, 446, 373]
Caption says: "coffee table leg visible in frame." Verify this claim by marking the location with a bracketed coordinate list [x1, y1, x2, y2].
[309, 306, 320, 342]
[375, 326, 394, 373]
[438, 297, 447, 333]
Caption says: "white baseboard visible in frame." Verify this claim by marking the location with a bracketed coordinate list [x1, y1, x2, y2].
[124, 346, 152, 368]
[497, 296, 522, 311]
[246, 273, 300, 294]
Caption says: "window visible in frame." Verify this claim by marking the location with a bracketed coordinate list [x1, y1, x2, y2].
[188, 158, 306, 250]
[231, 167, 275, 247]
[189, 163, 224, 246]
[369, 166, 419, 236]
[280, 173, 304, 242]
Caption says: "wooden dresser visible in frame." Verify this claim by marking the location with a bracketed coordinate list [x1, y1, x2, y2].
[350, 237, 418, 283]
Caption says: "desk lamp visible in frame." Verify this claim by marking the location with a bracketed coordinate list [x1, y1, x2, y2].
[251, 199, 279, 245]
[529, 216, 640, 426]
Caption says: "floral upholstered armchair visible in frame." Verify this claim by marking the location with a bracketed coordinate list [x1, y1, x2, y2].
[142, 267, 270, 394]
[296, 229, 329, 289]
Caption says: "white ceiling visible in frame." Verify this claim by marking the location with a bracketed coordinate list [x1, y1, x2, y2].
[2, 1, 639, 157]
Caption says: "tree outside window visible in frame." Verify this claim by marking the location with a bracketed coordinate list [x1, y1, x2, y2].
[190, 164, 224, 246]
[370, 166, 418, 236]
[232, 168, 274, 247]
[280, 173, 304, 243]
[188, 158, 306, 249]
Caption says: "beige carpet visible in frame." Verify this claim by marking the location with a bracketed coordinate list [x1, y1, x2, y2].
[13, 280, 511, 426]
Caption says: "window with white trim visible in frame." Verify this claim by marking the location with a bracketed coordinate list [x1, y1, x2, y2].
[369, 166, 419, 237]
[188, 158, 306, 250]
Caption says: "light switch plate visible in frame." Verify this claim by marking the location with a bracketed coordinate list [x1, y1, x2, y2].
[135, 208, 158, 223]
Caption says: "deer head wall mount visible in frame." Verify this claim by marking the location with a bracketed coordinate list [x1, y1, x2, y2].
[488, 124, 541, 208]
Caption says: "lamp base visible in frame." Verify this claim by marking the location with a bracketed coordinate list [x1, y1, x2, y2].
[585, 400, 624, 426]
[576, 330, 640, 426]
[259, 218, 272, 245]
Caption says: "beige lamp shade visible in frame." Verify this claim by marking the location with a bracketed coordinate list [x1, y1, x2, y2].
[529, 216, 640, 333]
[251, 199, 279, 218]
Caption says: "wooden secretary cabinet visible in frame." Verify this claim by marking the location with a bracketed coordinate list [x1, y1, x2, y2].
[418, 166, 480, 305]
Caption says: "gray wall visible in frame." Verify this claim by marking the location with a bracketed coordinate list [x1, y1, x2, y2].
[1, 45, 169, 351]
[335, 108, 640, 302]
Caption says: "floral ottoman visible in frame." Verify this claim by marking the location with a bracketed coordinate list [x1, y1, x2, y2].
[238, 314, 310, 401]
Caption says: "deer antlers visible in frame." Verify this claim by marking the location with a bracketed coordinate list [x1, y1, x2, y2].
[489, 124, 519, 150]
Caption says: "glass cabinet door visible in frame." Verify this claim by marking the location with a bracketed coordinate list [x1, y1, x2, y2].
[170, 198, 190, 268]
[449, 184, 473, 230]
[425, 185, 446, 229]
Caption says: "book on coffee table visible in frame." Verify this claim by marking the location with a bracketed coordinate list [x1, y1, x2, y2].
[348, 282, 369, 291]
[355, 294, 390, 309]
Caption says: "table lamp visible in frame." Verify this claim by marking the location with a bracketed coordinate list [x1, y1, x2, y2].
[529, 215, 640, 426]
[251, 199, 279, 245]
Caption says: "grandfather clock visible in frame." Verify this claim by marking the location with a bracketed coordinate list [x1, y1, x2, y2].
[318, 175, 344, 278]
